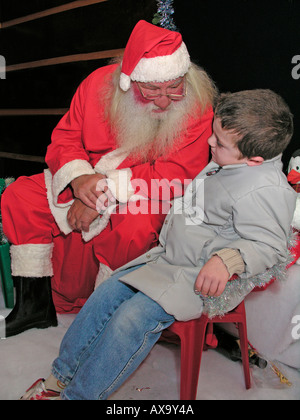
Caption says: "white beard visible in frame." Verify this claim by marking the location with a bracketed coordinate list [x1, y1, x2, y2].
[112, 88, 197, 161]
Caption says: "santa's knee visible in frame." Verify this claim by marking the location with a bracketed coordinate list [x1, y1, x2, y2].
[1, 176, 37, 213]
[1, 180, 18, 211]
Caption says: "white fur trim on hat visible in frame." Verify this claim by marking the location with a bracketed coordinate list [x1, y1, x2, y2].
[120, 42, 190, 92]
[132, 42, 190, 83]
[120, 73, 132, 92]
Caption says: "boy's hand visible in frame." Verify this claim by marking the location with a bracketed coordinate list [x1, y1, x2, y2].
[194, 255, 230, 297]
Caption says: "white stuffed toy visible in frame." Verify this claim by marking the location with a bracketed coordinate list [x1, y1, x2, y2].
[287, 149, 300, 264]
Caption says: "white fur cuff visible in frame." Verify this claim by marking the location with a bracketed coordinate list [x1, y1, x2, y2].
[44, 169, 73, 235]
[81, 204, 117, 242]
[106, 168, 135, 203]
[94, 148, 129, 175]
[52, 159, 95, 206]
[10, 243, 54, 277]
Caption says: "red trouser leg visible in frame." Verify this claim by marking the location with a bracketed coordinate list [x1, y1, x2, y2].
[1, 173, 59, 245]
[1, 173, 98, 313]
[1, 173, 60, 278]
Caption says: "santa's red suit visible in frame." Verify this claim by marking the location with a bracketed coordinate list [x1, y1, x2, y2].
[2, 63, 213, 313]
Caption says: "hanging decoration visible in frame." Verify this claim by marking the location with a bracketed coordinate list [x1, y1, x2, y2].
[152, 0, 177, 31]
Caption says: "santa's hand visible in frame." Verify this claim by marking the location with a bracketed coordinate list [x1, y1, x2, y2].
[67, 199, 99, 232]
[71, 174, 115, 210]
[95, 178, 116, 212]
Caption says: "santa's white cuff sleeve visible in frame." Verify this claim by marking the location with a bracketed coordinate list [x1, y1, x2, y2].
[51, 159, 95, 206]
[105, 168, 135, 203]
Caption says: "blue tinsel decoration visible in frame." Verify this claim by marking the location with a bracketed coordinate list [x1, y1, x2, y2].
[153, 0, 177, 31]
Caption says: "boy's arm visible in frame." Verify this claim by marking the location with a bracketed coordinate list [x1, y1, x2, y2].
[230, 187, 296, 278]
[194, 249, 245, 297]
[195, 186, 295, 296]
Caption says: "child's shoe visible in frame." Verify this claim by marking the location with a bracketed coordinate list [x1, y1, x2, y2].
[20, 378, 61, 400]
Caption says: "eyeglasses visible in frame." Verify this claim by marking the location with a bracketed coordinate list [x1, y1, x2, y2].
[136, 78, 187, 101]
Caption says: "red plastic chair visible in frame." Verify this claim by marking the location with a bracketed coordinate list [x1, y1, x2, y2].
[166, 301, 250, 400]
[163, 234, 300, 400]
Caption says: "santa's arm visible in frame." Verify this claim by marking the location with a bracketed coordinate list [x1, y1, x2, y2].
[45, 76, 96, 205]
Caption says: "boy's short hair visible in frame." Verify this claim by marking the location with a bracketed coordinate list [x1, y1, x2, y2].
[214, 89, 293, 160]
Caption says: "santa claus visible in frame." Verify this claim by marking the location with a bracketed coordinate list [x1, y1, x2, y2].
[1, 20, 216, 336]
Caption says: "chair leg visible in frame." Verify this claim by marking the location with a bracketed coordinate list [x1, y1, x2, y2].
[179, 319, 208, 400]
[237, 321, 251, 389]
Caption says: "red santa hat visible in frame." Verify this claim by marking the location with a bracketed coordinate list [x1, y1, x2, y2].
[119, 20, 191, 92]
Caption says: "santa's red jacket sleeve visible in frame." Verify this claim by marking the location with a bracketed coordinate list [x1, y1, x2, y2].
[45, 64, 213, 207]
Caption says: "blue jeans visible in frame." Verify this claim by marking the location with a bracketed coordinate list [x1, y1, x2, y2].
[52, 266, 175, 400]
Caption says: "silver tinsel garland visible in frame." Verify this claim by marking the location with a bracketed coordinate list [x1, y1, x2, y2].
[202, 229, 298, 318]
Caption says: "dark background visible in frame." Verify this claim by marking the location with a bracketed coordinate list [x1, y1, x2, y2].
[0, 0, 299, 178]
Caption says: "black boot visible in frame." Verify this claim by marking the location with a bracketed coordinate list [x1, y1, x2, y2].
[5, 276, 58, 337]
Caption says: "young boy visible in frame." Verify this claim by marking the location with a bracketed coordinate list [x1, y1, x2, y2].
[21, 89, 297, 400]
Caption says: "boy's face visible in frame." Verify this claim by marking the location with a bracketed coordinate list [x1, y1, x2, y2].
[208, 117, 248, 167]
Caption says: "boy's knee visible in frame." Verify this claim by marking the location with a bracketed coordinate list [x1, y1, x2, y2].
[118, 292, 170, 327]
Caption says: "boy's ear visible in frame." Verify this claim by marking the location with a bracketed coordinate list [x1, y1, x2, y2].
[246, 156, 264, 166]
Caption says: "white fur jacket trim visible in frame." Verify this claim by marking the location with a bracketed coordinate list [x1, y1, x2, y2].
[51, 159, 95, 207]
[44, 149, 144, 242]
